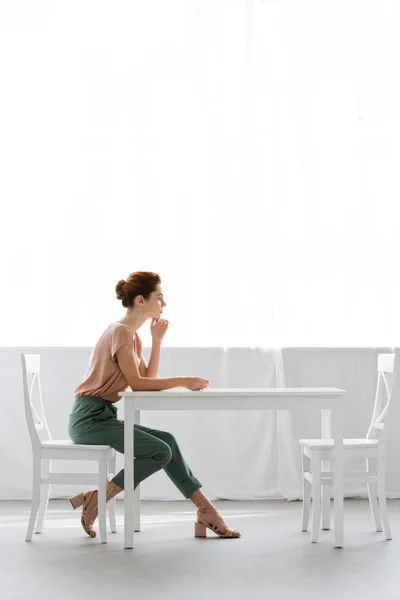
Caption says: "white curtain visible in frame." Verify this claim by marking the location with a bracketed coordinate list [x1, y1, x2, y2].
[3, 346, 400, 501]
[1, 0, 399, 347]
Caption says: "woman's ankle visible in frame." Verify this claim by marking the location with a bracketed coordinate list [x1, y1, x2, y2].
[189, 489, 215, 512]
[106, 480, 123, 502]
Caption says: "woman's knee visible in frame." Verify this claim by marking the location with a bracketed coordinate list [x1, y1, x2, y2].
[156, 440, 173, 467]
[158, 430, 177, 449]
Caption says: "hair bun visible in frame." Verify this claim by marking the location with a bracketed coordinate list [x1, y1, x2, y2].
[115, 279, 126, 300]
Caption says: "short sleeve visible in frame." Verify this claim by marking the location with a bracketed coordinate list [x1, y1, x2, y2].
[110, 325, 134, 359]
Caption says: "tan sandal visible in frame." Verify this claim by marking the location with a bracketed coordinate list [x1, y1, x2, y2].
[70, 481, 122, 539]
[195, 509, 241, 539]
[70, 490, 98, 538]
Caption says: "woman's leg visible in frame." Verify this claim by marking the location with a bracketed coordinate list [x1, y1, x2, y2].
[70, 397, 240, 538]
[134, 424, 201, 498]
[136, 425, 241, 538]
[109, 421, 173, 489]
[69, 405, 173, 537]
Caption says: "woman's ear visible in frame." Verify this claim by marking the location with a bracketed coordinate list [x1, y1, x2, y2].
[135, 294, 145, 308]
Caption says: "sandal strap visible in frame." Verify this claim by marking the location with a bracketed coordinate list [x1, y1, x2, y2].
[81, 491, 98, 537]
[197, 509, 239, 537]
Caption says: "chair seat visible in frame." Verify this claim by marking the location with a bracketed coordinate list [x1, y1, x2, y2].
[299, 438, 379, 450]
[41, 440, 113, 451]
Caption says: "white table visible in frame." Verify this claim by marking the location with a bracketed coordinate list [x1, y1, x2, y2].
[119, 387, 346, 549]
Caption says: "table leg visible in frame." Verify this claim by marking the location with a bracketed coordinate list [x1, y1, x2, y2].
[124, 396, 134, 549]
[134, 410, 141, 532]
[321, 409, 331, 530]
[332, 404, 344, 548]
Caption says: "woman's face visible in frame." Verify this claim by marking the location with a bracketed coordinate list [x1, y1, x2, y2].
[145, 286, 166, 319]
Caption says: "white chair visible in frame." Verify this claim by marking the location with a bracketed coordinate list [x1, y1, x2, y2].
[300, 353, 398, 543]
[22, 353, 117, 543]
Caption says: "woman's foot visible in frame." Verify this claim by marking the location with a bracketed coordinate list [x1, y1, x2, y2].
[69, 481, 122, 539]
[69, 490, 99, 538]
[196, 506, 241, 538]
[189, 490, 240, 538]
[189, 488, 240, 538]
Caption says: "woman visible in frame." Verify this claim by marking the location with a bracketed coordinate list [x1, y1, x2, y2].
[68, 271, 240, 539]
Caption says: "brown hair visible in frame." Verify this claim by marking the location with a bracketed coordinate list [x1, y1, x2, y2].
[116, 271, 161, 308]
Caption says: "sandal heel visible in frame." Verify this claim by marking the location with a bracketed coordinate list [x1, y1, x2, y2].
[196, 510, 241, 538]
[194, 521, 207, 538]
[69, 492, 85, 510]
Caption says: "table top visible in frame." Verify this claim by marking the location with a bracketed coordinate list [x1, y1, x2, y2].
[119, 387, 346, 398]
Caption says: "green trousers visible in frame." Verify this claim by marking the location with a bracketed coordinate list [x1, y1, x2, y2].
[68, 396, 202, 497]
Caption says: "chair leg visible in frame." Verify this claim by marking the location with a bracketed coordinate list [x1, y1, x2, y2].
[98, 460, 108, 544]
[26, 460, 41, 542]
[107, 452, 117, 533]
[134, 485, 141, 532]
[366, 459, 382, 532]
[301, 453, 311, 532]
[109, 453, 117, 481]
[311, 454, 322, 543]
[377, 461, 391, 540]
[108, 499, 117, 533]
[321, 487, 331, 530]
[106, 453, 117, 533]
[320, 413, 331, 530]
[321, 459, 331, 530]
[35, 485, 51, 534]
[35, 460, 51, 534]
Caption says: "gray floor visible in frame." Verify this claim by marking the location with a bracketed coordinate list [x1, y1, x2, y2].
[1, 499, 399, 600]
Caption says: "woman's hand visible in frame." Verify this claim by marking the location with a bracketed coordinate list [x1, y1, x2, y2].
[150, 318, 169, 343]
[183, 377, 210, 391]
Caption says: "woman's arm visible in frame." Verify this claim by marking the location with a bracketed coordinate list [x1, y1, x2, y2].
[147, 318, 168, 377]
[136, 333, 161, 378]
[145, 340, 161, 378]
[117, 344, 183, 391]
[116, 345, 209, 392]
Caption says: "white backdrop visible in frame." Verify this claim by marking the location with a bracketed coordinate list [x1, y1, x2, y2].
[1, 346, 400, 501]
[1, 0, 400, 348]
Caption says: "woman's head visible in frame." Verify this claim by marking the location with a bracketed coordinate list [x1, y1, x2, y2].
[115, 271, 166, 319]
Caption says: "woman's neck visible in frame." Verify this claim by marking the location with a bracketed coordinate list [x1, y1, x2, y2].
[117, 313, 147, 334]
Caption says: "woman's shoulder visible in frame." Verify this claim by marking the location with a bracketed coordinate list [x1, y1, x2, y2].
[99, 322, 135, 342]
[97, 322, 143, 350]
[111, 322, 135, 335]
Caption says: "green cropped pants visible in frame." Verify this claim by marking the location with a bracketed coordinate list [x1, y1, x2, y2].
[68, 396, 202, 497]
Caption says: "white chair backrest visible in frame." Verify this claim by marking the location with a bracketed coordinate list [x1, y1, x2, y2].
[366, 353, 398, 442]
[21, 354, 51, 447]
